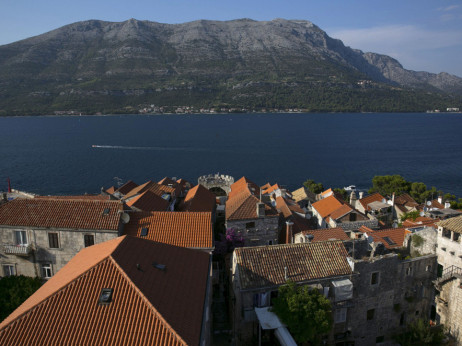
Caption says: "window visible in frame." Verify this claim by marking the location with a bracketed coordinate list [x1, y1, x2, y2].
[334, 308, 347, 323]
[349, 213, 357, 221]
[376, 336, 385, 343]
[406, 267, 412, 276]
[98, 288, 113, 305]
[453, 233, 460, 242]
[367, 309, 375, 320]
[41, 263, 52, 279]
[48, 232, 59, 248]
[3, 265, 15, 276]
[268, 240, 273, 245]
[371, 272, 380, 285]
[426, 265, 432, 272]
[84, 234, 95, 247]
[246, 222, 255, 229]
[14, 230, 27, 245]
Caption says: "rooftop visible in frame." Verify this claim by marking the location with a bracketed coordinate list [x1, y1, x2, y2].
[234, 241, 352, 290]
[0, 198, 122, 230]
[123, 211, 213, 249]
[438, 215, 462, 234]
[0, 236, 210, 345]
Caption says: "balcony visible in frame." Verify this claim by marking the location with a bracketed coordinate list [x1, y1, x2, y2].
[3, 244, 32, 256]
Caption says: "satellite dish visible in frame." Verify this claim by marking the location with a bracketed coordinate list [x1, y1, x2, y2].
[121, 213, 130, 224]
[420, 211, 425, 217]
[426, 201, 432, 206]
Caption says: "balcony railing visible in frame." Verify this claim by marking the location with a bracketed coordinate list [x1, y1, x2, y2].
[3, 244, 32, 256]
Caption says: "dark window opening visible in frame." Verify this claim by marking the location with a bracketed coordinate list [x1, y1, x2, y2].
[367, 309, 375, 320]
[102, 208, 110, 216]
[349, 213, 357, 221]
[140, 228, 148, 237]
[442, 228, 451, 239]
[453, 232, 460, 242]
[152, 262, 167, 271]
[48, 232, 59, 248]
[383, 236, 396, 246]
[376, 336, 385, 343]
[84, 234, 95, 247]
[371, 272, 379, 285]
[400, 312, 406, 326]
[99, 288, 113, 305]
[246, 222, 255, 229]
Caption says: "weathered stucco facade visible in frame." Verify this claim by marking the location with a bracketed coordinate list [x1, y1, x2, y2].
[226, 217, 279, 246]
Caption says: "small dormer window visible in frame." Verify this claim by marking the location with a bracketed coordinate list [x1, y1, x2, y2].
[102, 208, 110, 216]
[140, 228, 148, 237]
[99, 288, 113, 305]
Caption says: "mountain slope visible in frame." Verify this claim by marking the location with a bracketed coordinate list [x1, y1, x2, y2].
[0, 18, 461, 115]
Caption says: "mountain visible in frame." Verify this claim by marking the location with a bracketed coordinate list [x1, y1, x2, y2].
[0, 18, 461, 115]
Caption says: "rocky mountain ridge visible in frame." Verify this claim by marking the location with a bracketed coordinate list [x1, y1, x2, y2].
[0, 18, 461, 115]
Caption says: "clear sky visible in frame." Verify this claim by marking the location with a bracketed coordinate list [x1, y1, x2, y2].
[1, 0, 461, 77]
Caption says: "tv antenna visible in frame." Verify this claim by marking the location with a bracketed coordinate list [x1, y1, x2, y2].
[114, 177, 123, 188]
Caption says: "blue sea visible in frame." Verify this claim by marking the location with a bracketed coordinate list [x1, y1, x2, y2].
[1, 113, 461, 197]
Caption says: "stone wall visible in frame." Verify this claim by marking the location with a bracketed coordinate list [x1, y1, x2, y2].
[436, 277, 462, 343]
[0, 226, 118, 278]
[408, 227, 437, 256]
[226, 217, 279, 247]
[335, 218, 379, 232]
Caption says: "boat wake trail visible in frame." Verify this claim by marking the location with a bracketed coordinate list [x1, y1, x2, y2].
[91, 145, 209, 152]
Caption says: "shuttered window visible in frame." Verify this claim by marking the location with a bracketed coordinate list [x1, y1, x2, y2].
[48, 233, 59, 248]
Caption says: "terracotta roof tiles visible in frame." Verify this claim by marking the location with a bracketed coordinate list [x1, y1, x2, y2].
[359, 226, 410, 249]
[125, 190, 170, 212]
[180, 184, 216, 212]
[438, 215, 462, 234]
[226, 189, 278, 221]
[123, 211, 213, 249]
[0, 236, 210, 345]
[234, 241, 352, 289]
[359, 193, 385, 211]
[228, 177, 260, 199]
[312, 195, 344, 219]
[0, 198, 122, 230]
[301, 228, 350, 242]
[116, 180, 139, 195]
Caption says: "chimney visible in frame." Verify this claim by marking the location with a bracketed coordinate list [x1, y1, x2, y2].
[286, 221, 294, 244]
[359, 191, 364, 199]
[438, 196, 443, 204]
[257, 202, 266, 218]
[349, 191, 357, 206]
[444, 201, 451, 209]
[2, 192, 7, 203]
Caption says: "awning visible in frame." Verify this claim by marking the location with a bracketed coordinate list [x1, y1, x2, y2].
[255, 307, 297, 346]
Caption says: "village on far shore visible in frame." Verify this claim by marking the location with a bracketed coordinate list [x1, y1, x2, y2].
[1, 173, 462, 345]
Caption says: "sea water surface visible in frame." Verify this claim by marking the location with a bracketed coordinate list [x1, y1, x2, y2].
[1, 113, 461, 197]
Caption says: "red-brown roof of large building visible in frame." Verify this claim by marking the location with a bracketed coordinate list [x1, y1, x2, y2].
[125, 190, 170, 212]
[0, 236, 210, 345]
[394, 193, 419, 208]
[123, 211, 213, 249]
[158, 177, 178, 187]
[276, 196, 314, 235]
[180, 184, 216, 212]
[359, 192, 386, 211]
[312, 195, 344, 219]
[226, 189, 278, 221]
[234, 241, 352, 289]
[0, 198, 122, 230]
[123, 181, 179, 201]
[35, 194, 111, 201]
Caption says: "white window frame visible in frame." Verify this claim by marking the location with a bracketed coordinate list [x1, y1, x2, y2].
[14, 230, 28, 246]
[3, 264, 16, 276]
[41, 263, 53, 279]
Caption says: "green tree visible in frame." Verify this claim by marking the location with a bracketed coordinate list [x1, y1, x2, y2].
[393, 319, 445, 345]
[334, 188, 348, 201]
[369, 175, 410, 196]
[272, 281, 332, 345]
[303, 179, 324, 194]
[400, 210, 422, 222]
[0, 275, 43, 321]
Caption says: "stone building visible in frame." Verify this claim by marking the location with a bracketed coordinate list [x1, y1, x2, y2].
[0, 198, 124, 278]
[225, 177, 279, 246]
[231, 240, 437, 345]
[434, 216, 462, 343]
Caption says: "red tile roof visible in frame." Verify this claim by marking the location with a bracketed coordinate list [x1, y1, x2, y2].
[301, 228, 350, 242]
[0, 198, 122, 230]
[228, 176, 260, 199]
[394, 193, 418, 208]
[262, 183, 280, 195]
[402, 217, 438, 228]
[234, 241, 352, 289]
[359, 192, 385, 211]
[312, 195, 344, 219]
[123, 211, 213, 249]
[359, 226, 410, 249]
[180, 184, 216, 212]
[116, 180, 139, 195]
[320, 188, 333, 198]
[125, 190, 170, 212]
[329, 204, 354, 220]
[429, 199, 444, 209]
[226, 189, 278, 221]
[105, 186, 116, 194]
[276, 196, 314, 235]
[123, 181, 178, 200]
[35, 194, 110, 201]
[0, 236, 210, 345]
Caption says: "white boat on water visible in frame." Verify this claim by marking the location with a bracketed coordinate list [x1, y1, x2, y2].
[344, 185, 356, 192]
